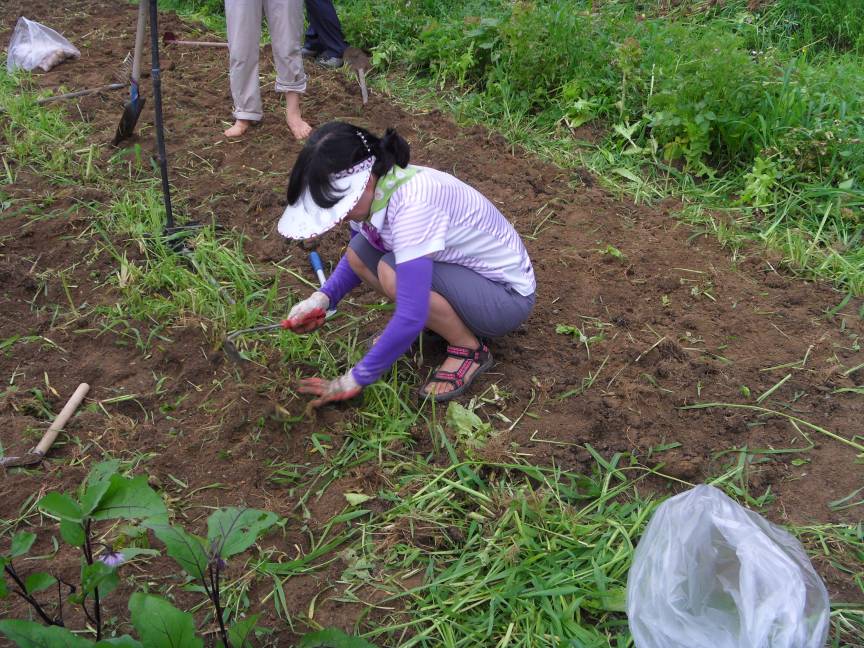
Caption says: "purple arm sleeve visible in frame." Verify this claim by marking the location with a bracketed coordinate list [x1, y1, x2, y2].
[351, 257, 433, 386]
[320, 254, 361, 307]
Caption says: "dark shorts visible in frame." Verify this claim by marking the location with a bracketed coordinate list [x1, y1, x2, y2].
[349, 235, 535, 339]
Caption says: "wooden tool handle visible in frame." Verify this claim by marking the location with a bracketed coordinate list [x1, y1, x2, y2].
[132, 0, 147, 83]
[35, 383, 90, 455]
[169, 39, 228, 48]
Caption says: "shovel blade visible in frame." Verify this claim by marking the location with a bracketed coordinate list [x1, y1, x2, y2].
[0, 452, 44, 469]
[113, 97, 146, 146]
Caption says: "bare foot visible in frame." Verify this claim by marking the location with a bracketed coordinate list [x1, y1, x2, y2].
[284, 91, 312, 139]
[224, 119, 252, 138]
[286, 112, 312, 139]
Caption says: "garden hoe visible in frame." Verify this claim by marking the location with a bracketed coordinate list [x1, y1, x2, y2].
[343, 47, 370, 105]
[36, 83, 125, 105]
[0, 383, 90, 469]
[113, 0, 148, 145]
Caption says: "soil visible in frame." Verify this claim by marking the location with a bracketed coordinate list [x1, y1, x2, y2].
[1, 1, 863, 644]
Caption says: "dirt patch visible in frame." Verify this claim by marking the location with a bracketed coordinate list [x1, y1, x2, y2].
[1, 0, 862, 642]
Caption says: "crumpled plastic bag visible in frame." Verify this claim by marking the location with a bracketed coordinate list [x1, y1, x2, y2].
[627, 484, 830, 648]
[6, 17, 80, 73]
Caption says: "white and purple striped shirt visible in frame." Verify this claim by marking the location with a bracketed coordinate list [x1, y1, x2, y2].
[364, 167, 536, 296]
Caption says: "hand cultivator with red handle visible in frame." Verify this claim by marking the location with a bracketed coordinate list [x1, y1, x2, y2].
[223, 254, 334, 363]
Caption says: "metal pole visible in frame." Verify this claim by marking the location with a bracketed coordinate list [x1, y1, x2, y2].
[148, 0, 175, 231]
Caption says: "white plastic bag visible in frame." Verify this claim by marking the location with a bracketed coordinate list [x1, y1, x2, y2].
[6, 17, 80, 73]
[627, 485, 830, 648]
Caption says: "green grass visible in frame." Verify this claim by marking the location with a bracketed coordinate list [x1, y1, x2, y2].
[153, 1, 864, 292]
[355, 455, 655, 647]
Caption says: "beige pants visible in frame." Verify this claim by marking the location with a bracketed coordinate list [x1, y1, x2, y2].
[225, 0, 307, 121]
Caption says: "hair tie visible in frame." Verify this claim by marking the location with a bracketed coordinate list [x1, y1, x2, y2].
[357, 130, 372, 156]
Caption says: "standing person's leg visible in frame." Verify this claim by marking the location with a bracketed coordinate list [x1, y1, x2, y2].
[302, 0, 322, 57]
[265, 0, 312, 139]
[225, 0, 264, 137]
[306, 0, 348, 66]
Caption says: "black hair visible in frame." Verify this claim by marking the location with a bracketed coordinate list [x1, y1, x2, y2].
[286, 122, 411, 208]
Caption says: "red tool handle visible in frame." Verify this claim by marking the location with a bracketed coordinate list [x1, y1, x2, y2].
[280, 307, 326, 332]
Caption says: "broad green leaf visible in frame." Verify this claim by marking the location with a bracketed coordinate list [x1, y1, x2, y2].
[298, 628, 376, 648]
[343, 493, 372, 506]
[80, 475, 115, 517]
[0, 620, 94, 647]
[81, 561, 119, 599]
[24, 572, 56, 595]
[445, 401, 490, 437]
[10, 531, 36, 558]
[91, 475, 167, 522]
[128, 593, 203, 648]
[86, 460, 122, 487]
[81, 460, 123, 516]
[60, 520, 86, 547]
[227, 614, 260, 648]
[206, 508, 279, 559]
[146, 523, 208, 581]
[0, 568, 8, 598]
[37, 493, 82, 522]
[94, 637, 142, 648]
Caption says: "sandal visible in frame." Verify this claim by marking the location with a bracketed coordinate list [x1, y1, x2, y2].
[419, 343, 494, 403]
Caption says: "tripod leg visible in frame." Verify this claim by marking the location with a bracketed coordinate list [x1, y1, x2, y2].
[148, 0, 175, 231]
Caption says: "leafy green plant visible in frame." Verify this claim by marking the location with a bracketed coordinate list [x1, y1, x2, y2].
[0, 593, 201, 647]
[146, 507, 279, 648]
[3, 489, 278, 647]
[445, 401, 494, 453]
[0, 461, 166, 641]
[557, 323, 606, 358]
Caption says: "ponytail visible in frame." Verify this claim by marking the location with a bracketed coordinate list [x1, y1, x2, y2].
[373, 128, 411, 177]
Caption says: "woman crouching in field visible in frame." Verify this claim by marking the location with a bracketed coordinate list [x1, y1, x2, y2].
[279, 122, 536, 406]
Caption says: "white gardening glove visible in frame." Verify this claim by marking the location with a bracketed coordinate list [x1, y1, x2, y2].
[286, 291, 329, 333]
[298, 370, 362, 408]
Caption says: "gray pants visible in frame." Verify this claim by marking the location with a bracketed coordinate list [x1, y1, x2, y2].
[350, 235, 535, 339]
[225, 0, 308, 121]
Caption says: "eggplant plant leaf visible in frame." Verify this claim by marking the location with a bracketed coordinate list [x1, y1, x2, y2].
[90, 475, 167, 522]
[81, 561, 119, 599]
[129, 593, 202, 648]
[10, 531, 36, 558]
[0, 620, 94, 647]
[60, 519, 85, 547]
[227, 613, 261, 648]
[146, 523, 209, 581]
[37, 493, 82, 523]
[299, 628, 376, 648]
[207, 508, 279, 559]
[24, 571, 56, 595]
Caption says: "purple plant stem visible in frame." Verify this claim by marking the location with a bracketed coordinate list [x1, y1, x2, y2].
[3, 563, 60, 626]
[83, 520, 102, 641]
